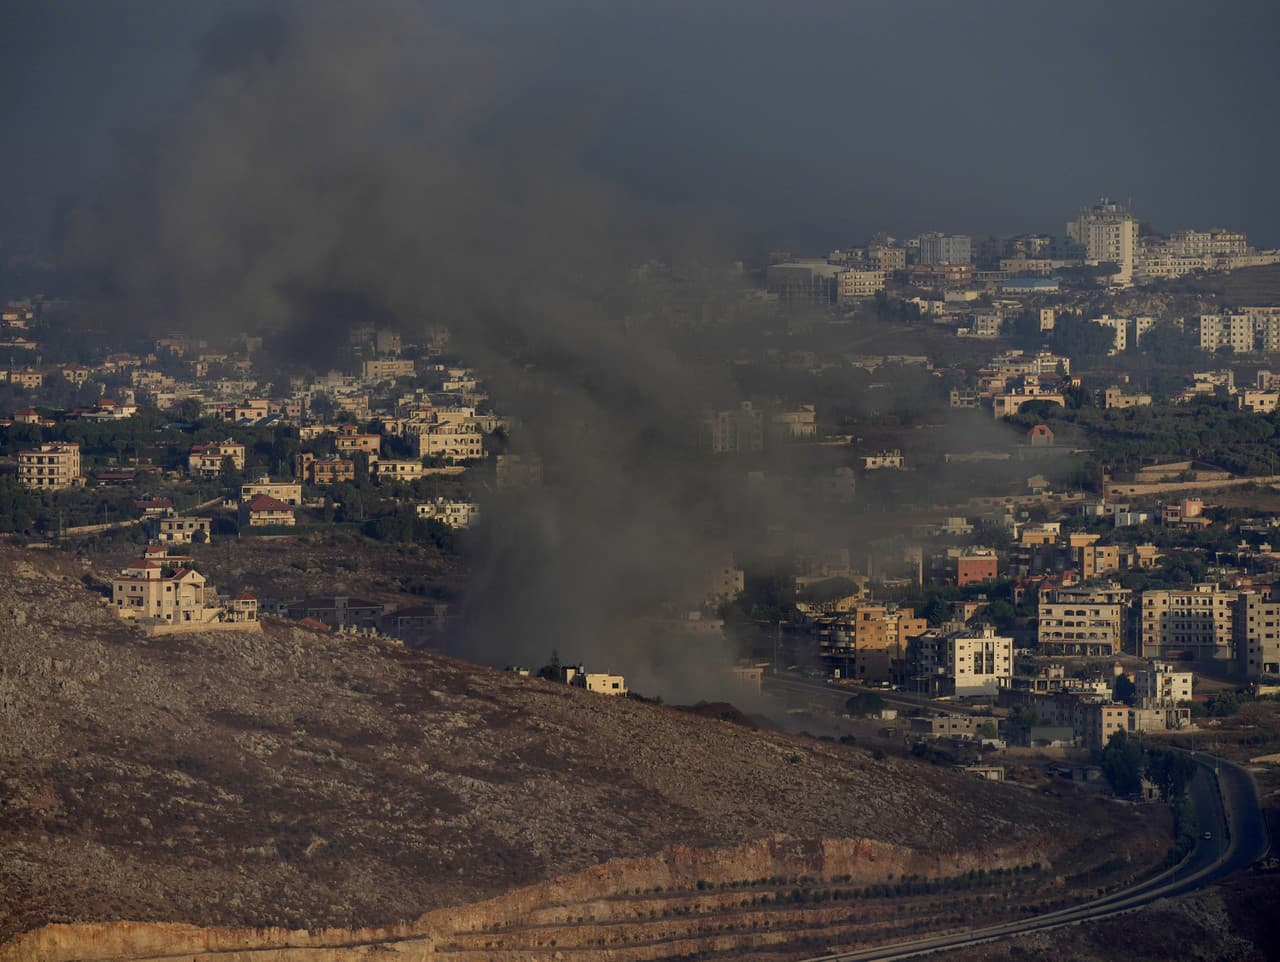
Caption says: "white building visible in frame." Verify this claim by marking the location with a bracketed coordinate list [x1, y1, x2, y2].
[416, 498, 480, 529]
[946, 626, 1013, 697]
[1068, 199, 1139, 285]
[1134, 661, 1193, 707]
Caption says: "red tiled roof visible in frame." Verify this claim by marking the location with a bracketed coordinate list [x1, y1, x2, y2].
[246, 494, 294, 512]
[126, 559, 161, 570]
[233, 591, 257, 601]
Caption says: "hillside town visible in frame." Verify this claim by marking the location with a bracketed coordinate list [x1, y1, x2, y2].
[3, 198, 1280, 771]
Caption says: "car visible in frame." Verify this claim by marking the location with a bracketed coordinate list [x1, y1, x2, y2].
[1202, 831, 1213, 840]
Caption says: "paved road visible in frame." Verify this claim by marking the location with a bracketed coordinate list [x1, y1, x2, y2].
[798, 753, 1270, 962]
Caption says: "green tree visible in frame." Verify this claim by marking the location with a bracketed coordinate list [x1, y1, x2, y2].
[1113, 674, 1138, 706]
[844, 692, 885, 716]
[1101, 730, 1143, 796]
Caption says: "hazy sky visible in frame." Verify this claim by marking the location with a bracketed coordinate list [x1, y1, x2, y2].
[4, 0, 1279, 252]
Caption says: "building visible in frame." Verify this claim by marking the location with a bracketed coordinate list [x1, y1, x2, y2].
[335, 425, 382, 457]
[1199, 314, 1254, 354]
[17, 442, 82, 489]
[361, 358, 415, 381]
[188, 440, 246, 479]
[575, 672, 628, 696]
[1027, 424, 1055, 446]
[240, 477, 303, 505]
[702, 402, 764, 454]
[374, 459, 425, 482]
[417, 422, 485, 461]
[1234, 591, 1280, 679]
[296, 453, 356, 485]
[1038, 583, 1130, 657]
[1104, 387, 1152, 409]
[956, 551, 998, 586]
[1237, 390, 1280, 414]
[285, 595, 384, 630]
[417, 498, 480, 529]
[1092, 315, 1129, 354]
[154, 516, 212, 545]
[837, 268, 887, 301]
[860, 449, 904, 471]
[1134, 661, 1193, 707]
[766, 260, 843, 305]
[239, 494, 297, 527]
[770, 403, 817, 438]
[111, 558, 222, 626]
[495, 454, 544, 489]
[945, 626, 1013, 696]
[1067, 199, 1139, 285]
[1140, 584, 1235, 663]
[917, 233, 972, 266]
[705, 560, 746, 605]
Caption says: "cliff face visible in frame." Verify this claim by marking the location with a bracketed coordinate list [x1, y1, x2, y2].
[0, 547, 1169, 957]
[0, 833, 1058, 962]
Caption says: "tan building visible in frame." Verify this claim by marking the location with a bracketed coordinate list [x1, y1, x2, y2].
[1068, 199, 1138, 285]
[362, 358, 415, 381]
[837, 269, 887, 301]
[188, 440, 246, 478]
[239, 494, 296, 527]
[8, 369, 44, 390]
[1237, 390, 1280, 414]
[1234, 591, 1280, 679]
[416, 498, 480, 529]
[296, 453, 355, 485]
[240, 477, 303, 505]
[1103, 387, 1152, 409]
[155, 516, 212, 544]
[374, 459, 425, 482]
[770, 403, 817, 438]
[111, 559, 221, 625]
[335, 425, 382, 457]
[1140, 585, 1235, 664]
[1038, 583, 1130, 657]
[417, 422, 485, 462]
[17, 442, 82, 489]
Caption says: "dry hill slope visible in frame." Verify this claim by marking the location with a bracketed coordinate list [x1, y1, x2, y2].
[0, 547, 1168, 960]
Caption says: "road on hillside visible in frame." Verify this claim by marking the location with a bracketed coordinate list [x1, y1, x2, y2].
[797, 755, 1271, 962]
[765, 673, 992, 717]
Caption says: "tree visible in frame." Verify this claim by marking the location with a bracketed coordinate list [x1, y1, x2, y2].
[1101, 730, 1143, 796]
[176, 397, 203, 423]
[537, 650, 562, 681]
[1145, 748, 1194, 801]
[1113, 674, 1137, 706]
[844, 692, 885, 716]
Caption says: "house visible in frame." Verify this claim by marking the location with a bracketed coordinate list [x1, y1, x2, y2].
[285, 595, 384, 630]
[154, 515, 212, 544]
[239, 494, 296, 527]
[110, 559, 221, 626]
[188, 440, 246, 478]
[296, 452, 355, 485]
[559, 664, 628, 696]
[240, 476, 303, 506]
[416, 498, 480, 529]
[334, 424, 381, 457]
[225, 592, 259, 624]
[374, 459, 425, 482]
[1026, 424, 1055, 447]
[134, 497, 175, 518]
[861, 449, 905, 471]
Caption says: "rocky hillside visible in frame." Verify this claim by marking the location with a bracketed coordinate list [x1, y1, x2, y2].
[0, 547, 1168, 959]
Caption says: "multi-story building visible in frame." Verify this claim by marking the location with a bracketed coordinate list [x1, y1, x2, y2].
[296, 453, 356, 485]
[1038, 583, 1130, 657]
[361, 358, 415, 381]
[947, 625, 1013, 697]
[1199, 314, 1254, 353]
[867, 244, 906, 272]
[1092, 315, 1129, 354]
[335, 424, 382, 457]
[1234, 591, 1280, 679]
[917, 233, 972, 266]
[154, 516, 212, 544]
[1103, 387, 1152, 409]
[239, 494, 296, 527]
[702, 402, 764, 455]
[188, 440, 246, 478]
[17, 442, 82, 489]
[240, 477, 303, 505]
[111, 558, 221, 626]
[1067, 199, 1139, 285]
[823, 603, 929, 684]
[770, 403, 817, 438]
[374, 459, 425, 482]
[1134, 661, 1193, 707]
[836, 268, 886, 301]
[416, 498, 480, 529]
[765, 260, 842, 305]
[860, 449, 904, 471]
[1140, 584, 1236, 664]
[955, 550, 998, 586]
[417, 422, 485, 462]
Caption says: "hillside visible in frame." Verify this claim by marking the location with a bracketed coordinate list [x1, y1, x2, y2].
[0, 547, 1170, 961]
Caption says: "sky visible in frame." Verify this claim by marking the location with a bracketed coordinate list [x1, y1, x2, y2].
[3, 0, 1279, 253]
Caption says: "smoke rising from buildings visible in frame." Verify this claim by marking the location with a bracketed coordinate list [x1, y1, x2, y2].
[65, 1, 804, 696]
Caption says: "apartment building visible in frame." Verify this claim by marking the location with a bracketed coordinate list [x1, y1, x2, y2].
[917, 233, 972, 265]
[1067, 199, 1138, 285]
[837, 268, 887, 301]
[296, 453, 355, 485]
[948, 626, 1013, 697]
[17, 442, 82, 489]
[335, 424, 381, 457]
[374, 459, 425, 482]
[1234, 591, 1280, 679]
[702, 402, 765, 454]
[1134, 661, 1193, 706]
[361, 358, 415, 381]
[417, 422, 485, 461]
[1140, 584, 1235, 663]
[154, 516, 212, 545]
[1199, 314, 1254, 353]
[1038, 583, 1130, 657]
